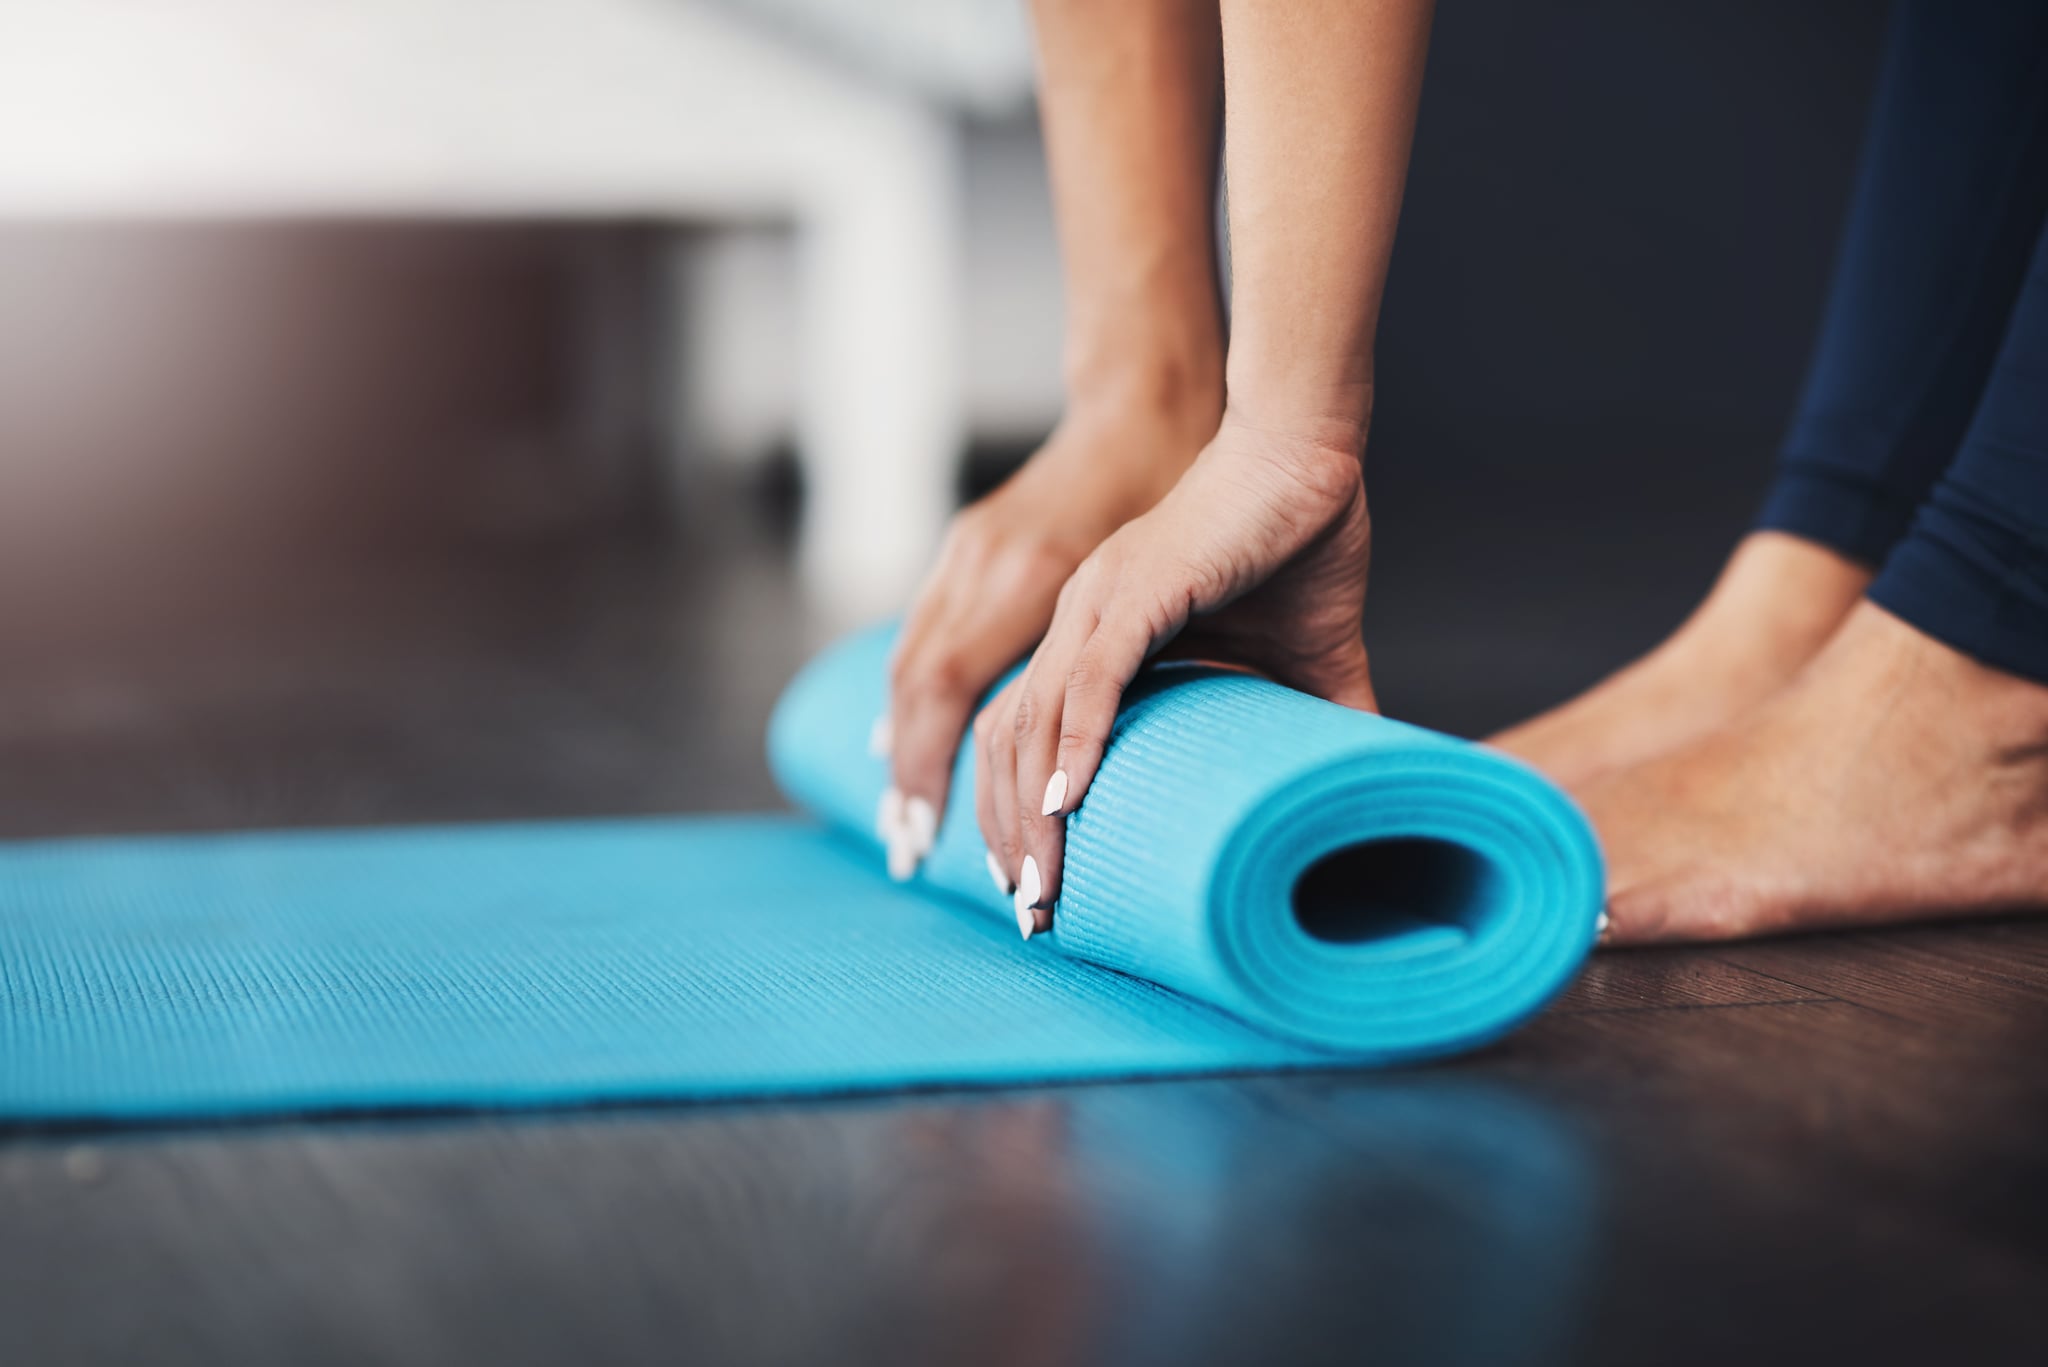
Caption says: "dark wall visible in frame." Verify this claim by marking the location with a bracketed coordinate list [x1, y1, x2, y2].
[1365, 1, 1887, 735]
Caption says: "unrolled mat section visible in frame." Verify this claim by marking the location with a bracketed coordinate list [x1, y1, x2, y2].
[0, 627, 1601, 1123]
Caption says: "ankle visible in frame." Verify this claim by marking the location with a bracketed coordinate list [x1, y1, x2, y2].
[1681, 533, 1871, 672]
[1820, 602, 2048, 762]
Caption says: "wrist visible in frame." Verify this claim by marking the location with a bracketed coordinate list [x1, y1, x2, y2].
[1063, 272, 1225, 425]
[1222, 351, 1374, 456]
[1215, 382, 1374, 462]
[1016, 351, 1221, 528]
[1063, 345, 1225, 445]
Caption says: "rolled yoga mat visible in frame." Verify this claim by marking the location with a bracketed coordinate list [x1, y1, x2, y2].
[0, 626, 1601, 1123]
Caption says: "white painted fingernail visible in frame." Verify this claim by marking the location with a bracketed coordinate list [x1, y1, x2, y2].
[986, 849, 1014, 896]
[904, 796, 938, 855]
[1595, 909, 1612, 943]
[868, 714, 893, 758]
[878, 788, 915, 879]
[1013, 854, 1042, 938]
[1041, 769, 1069, 817]
[876, 786, 906, 842]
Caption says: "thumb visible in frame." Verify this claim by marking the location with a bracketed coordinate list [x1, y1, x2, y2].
[1296, 640, 1378, 715]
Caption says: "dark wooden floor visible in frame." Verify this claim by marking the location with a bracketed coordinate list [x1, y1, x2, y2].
[3, 501, 2046, 1367]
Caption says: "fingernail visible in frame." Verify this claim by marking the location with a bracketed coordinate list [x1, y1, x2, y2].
[904, 796, 938, 856]
[1041, 769, 1069, 817]
[879, 788, 917, 880]
[985, 849, 1014, 896]
[876, 786, 906, 842]
[1595, 909, 1612, 944]
[868, 714, 893, 759]
[1013, 854, 1042, 939]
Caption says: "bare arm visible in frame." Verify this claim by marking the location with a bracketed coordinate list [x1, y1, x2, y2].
[1035, 0, 1225, 424]
[984, 0, 1436, 932]
[882, 0, 1227, 880]
[1219, 0, 1433, 448]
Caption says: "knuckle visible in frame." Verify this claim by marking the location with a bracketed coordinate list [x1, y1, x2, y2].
[1064, 655, 1109, 698]
[901, 651, 976, 704]
[1084, 537, 1129, 581]
[1006, 535, 1073, 584]
[1057, 721, 1098, 756]
[974, 704, 1009, 753]
[1011, 689, 1039, 740]
[942, 503, 996, 555]
[1070, 559, 1123, 618]
[922, 652, 975, 700]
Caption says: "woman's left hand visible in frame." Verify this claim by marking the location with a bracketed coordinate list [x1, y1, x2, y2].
[977, 415, 1379, 937]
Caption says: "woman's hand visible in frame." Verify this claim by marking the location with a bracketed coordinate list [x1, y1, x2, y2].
[977, 415, 1377, 934]
[880, 389, 1218, 879]
[878, 0, 1228, 878]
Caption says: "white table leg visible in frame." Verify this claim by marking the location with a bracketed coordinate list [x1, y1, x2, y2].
[795, 104, 965, 625]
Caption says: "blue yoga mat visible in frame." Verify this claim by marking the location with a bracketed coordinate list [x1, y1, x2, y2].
[0, 627, 1601, 1122]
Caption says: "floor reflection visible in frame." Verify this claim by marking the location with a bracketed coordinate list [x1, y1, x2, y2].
[1054, 1077, 1595, 1367]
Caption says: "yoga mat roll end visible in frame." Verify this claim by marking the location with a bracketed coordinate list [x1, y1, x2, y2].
[1202, 744, 1603, 1057]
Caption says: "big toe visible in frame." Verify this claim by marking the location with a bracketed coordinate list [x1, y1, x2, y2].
[1605, 866, 1778, 945]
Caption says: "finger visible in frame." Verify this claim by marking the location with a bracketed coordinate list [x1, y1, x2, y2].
[1302, 638, 1379, 714]
[980, 685, 1028, 936]
[885, 603, 1021, 879]
[884, 534, 970, 731]
[886, 660, 972, 876]
[1012, 601, 1102, 935]
[877, 562, 966, 865]
[972, 692, 1015, 898]
[1044, 613, 1157, 827]
[886, 549, 954, 680]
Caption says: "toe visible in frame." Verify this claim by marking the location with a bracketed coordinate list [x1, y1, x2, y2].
[1608, 870, 1775, 945]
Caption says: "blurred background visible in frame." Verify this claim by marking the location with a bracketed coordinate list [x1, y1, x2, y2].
[0, 0, 1884, 833]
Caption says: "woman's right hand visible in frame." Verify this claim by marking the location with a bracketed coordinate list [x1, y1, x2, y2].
[975, 414, 1378, 934]
[880, 386, 1219, 881]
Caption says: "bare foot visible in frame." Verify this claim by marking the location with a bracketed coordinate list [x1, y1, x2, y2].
[1490, 532, 1870, 790]
[1585, 602, 2048, 945]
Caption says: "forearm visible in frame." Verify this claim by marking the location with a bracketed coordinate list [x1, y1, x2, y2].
[1218, 0, 1435, 450]
[1029, 0, 1226, 420]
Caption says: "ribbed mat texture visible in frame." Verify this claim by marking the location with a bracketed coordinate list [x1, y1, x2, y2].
[0, 626, 1601, 1122]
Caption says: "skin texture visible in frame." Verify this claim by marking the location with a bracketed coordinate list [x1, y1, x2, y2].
[1490, 531, 1874, 793]
[919, 3, 2048, 946]
[1585, 601, 2048, 944]
[882, 0, 1227, 878]
[981, 0, 1438, 932]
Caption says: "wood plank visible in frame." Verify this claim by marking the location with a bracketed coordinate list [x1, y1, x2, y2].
[1503, 996, 2048, 1269]
[1550, 948, 1832, 1014]
[1716, 920, 2048, 1032]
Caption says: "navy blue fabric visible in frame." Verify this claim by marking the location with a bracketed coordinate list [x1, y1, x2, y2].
[1870, 227, 2048, 684]
[1757, 0, 2048, 566]
[1756, 0, 2048, 682]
